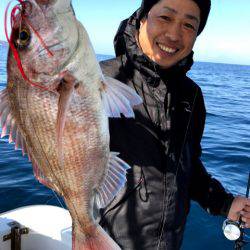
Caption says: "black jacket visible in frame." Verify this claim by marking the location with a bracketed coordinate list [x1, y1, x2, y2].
[99, 10, 234, 250]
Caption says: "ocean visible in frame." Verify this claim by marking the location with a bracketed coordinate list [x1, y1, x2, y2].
[0, 43, 249, 250]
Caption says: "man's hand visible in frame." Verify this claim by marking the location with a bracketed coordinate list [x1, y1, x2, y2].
[228, 196, 250, 228]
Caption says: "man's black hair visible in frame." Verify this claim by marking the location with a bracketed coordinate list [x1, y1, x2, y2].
[138, 0, 211, 35]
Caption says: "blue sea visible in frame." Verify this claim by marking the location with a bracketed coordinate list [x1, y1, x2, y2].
[0, 43, 249, 250]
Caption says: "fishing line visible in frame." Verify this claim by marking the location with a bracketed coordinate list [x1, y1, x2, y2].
[4, 0, 53, 91]
[43, 188, 65, 209]
[51, 189, 66, 209]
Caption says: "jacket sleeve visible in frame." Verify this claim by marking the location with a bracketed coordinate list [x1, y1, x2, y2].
[189, 86, 234, 217]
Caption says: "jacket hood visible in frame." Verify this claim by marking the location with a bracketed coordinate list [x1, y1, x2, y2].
[113, 9, 194, 87]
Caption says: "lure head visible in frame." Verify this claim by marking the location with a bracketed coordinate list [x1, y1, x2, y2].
[7, 0, 78, 86]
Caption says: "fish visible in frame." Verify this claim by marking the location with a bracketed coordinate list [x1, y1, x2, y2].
[0, 0, 142, 249]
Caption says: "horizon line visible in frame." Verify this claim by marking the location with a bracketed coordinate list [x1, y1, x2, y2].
[0, 40, 249, 67]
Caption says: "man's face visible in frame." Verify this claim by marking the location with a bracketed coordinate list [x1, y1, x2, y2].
[138, 0, 200, 69]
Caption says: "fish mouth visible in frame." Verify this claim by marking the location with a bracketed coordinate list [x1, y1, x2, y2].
[35, 0, 56, 6]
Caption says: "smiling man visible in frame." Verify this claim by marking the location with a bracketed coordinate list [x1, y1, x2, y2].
[99, 0, 250, 249]
[138, 0, 200, 69]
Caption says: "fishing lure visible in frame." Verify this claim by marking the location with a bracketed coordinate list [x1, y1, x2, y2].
[4, 0, 53, 91]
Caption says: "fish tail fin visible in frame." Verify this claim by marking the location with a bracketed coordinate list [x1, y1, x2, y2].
[73, 225, 120, 250]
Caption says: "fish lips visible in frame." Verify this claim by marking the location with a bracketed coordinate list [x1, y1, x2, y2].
[35, 0, 56, 5]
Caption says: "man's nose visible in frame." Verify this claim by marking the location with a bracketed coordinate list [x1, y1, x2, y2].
[165, 23, 182, 42]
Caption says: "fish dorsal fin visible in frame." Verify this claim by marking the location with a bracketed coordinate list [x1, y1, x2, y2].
[101, 75, 142, 118]
[95, 152, 130, 209]
[0, 89, 60, 194]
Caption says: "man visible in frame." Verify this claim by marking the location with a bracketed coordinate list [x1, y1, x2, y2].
[98, 0, 250, 249]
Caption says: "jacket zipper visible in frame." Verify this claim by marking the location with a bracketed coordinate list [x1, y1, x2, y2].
[156, 172, 167, 249]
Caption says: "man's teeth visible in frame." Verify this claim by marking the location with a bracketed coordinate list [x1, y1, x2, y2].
[158, 43, 177, 54]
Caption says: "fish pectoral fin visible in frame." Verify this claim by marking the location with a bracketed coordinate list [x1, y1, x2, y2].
[56, 72, 76, 166]
[100, 75, 142, 118]
[0, 88, 27, 156]
[95, 152, 131, 209]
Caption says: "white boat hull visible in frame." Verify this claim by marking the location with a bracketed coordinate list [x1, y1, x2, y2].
[0, 205, 72, 250]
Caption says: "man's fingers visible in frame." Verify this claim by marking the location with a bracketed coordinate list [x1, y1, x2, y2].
[243, 205, 250, 213]
[244, 222, 250, 229]
[241, 217, 250, 228]
[246, 198, 250, 206]
[228, 197, 250, 221]
[240, 209, 250, 229]
[241, 211, 250, 218]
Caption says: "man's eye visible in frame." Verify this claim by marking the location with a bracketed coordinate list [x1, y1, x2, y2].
[160, 16, 171, 22]
[184, 23, 196, 31]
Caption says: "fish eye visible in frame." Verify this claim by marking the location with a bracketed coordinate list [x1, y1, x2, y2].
[14, 28, 31, 49]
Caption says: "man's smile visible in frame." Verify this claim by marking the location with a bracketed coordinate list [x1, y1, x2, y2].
[156, 42, 179, 55]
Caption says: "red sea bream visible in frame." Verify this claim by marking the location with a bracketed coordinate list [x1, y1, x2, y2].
[0, 0, 142, 249]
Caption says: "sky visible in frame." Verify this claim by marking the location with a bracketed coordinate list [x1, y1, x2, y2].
[0, 0, 249, 65]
